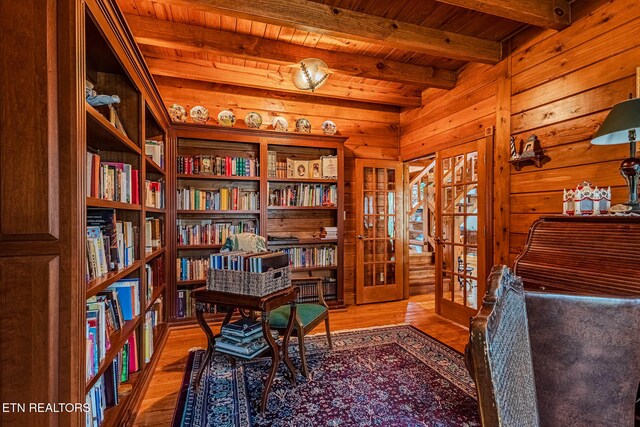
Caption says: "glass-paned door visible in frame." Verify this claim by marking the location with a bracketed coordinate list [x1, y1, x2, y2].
[436, 139, 486, 324]
[355, 159, 404, 304]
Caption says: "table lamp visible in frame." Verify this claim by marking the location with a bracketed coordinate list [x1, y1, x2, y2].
[591, 97, 640, 213]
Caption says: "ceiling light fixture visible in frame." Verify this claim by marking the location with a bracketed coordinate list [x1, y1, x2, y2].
[292, 58, 331, 92]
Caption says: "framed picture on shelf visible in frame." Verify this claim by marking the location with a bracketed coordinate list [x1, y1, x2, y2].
[520, 135, 537, 158]
[108, 104, 128, 138]
[287, 158, 294, 178]
[294, 160, 309, 178]
[310, 160, 321, 178]
[321, 155, 338, 179]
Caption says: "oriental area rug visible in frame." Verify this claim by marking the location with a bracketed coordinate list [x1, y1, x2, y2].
[174, 325, 480, 426]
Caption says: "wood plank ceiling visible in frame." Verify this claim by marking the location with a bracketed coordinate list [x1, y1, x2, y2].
[116, 0, 572, 108]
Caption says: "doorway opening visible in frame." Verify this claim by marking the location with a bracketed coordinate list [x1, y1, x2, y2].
[405, 155, 436, 297]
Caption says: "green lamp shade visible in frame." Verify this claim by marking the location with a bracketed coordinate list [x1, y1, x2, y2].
[591, 98, 640, 145]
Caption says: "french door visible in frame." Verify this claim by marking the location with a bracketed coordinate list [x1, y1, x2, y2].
[355, 159, 404, 304]
[435, 139, 487, 324]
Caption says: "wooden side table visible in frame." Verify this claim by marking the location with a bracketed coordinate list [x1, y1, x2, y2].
[191, 286, 299, 412]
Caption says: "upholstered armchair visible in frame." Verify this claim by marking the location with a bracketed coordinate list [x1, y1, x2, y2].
[467, 265, 640, 427]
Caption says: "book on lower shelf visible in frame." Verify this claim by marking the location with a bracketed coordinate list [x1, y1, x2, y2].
[145, 179, 165, 209]
[144, 217, 164, 252]
[177, 155, 258, 177]
[268, 183, 336, 207]
[176, 288, 216, 319]
[281, 245, 337, 269]
[177, 219, 258, 246]
[176, 256, 210, 282]
[86, 209, 138, 281]
[86, 152, 139, 204]
[176, 187, 259, 211]
[145, 256, 165, 303]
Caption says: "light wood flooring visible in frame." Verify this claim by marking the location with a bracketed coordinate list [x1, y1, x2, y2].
[133, 293, 469, 426]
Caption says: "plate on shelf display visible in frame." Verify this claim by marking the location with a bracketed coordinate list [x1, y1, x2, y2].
[272, 117, 288, 132]
[169, 104, 187, 123]
[295, 118, 311, 133]
[190, 106, 209, 124]
[245, 112, 262, 129]
[321, 120, 337, 135]
[218, 110, 236, 127]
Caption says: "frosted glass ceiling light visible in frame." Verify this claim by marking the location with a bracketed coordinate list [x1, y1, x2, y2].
[292, 58, 331, 92]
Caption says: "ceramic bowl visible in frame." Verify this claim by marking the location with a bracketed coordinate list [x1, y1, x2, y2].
[218, 109, 236, 127]
[245, 112, 263, 129]
[168, 104, 187, 123]
[295, 118, 311, 133]
[272, 117, 288, 132]
[190, 106, 209, 124]
[321, 120, 337, 135]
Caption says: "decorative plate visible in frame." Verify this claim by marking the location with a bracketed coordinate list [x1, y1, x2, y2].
[272, 117, 288, 132]
[321, 120, 337, 135]
[295, 118, 311, 133]
[245, 112, 262, 129]
[218, 109, 236, 127]
[168, 104, 187, 123]
[190, 106, 209, 124]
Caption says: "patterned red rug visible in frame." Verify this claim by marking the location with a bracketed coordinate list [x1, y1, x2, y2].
[174, 325, 480, 426]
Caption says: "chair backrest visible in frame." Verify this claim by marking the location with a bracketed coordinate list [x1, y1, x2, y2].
[525, 291, 640, 427]
[467, 265, 540, 427]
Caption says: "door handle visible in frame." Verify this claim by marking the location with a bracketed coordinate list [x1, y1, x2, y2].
[356, 235, 364, 240]
[435, 237, 448, 244]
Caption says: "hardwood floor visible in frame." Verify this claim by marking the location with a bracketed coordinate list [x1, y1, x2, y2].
[133, 293, 469, 426]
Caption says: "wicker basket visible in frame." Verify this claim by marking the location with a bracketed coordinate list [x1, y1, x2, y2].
[206, 266, 291, 296]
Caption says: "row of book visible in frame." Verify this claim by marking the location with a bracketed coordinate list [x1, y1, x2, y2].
[145, 139, 165, 169]
[86, 209, 137, 282]
[281, 245, 337, 269]
[215, 318, 274, 359]
[86, 346, 129, 427]
[176, 288, 217, 319]
[145, 179, 165, 209]
[268, 184, 337, 207]
[144, 217, 164, 252]
[296, 277, 339, 303]
[143, 304, 163, 364]
[176, 256, 209, 281]
[86, 152, 139, 204]
[176, 219, 258, 246]
[86, 279, 141, 381]
[322, 226, 338, 240]
[145, 256, 165, 302]
[176, 187, 259, 211]
[209, 251, 288, 272]
[177, 155, 259, 177]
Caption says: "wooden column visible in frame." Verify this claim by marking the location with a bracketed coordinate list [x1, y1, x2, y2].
[493, 51, 512, 267]
[0, 0, 84, 425]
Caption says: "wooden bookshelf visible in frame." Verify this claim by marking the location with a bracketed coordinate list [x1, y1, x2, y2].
[168, 128, 346, 321]
[81, 2, 170, 425]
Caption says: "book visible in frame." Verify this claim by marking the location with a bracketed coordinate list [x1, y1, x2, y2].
[221, 318, 262, 336]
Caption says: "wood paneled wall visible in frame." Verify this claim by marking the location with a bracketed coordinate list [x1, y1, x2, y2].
[155, 76, 400, 304]
[400, 0, 639, 267]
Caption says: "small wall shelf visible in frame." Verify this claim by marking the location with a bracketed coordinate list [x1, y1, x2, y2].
[509, 153, 545, 171]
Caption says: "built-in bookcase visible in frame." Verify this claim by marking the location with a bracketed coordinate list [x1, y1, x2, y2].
[168, 126, 346, 322]
[83, 3, 168, 426]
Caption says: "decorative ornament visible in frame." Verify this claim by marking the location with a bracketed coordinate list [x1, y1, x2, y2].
[245, 112, 263, 129]
[295, 118, 311, 133]
[563, 181, 611, 216]
[168, 104, 187, 123]
[509, 136, 519, 160]
[217, 110, 236, 127]
[272, 117, 288, 132]
[292, 58, 331, 92]
[321, 120, 337, 135]
[190, 106, 209, 124]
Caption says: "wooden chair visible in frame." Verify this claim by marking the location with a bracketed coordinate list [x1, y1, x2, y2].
[268, 278, 332, 379]
[467, 265, 640, 427]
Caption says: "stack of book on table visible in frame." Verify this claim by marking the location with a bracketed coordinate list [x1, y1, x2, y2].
[215, 318, 276, 359]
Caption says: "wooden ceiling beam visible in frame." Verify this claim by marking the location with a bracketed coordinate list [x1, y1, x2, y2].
[436, 0, 570, 30]
[125, 14, 456, 89]
[147, 0, 502, 64]
[144, 55, 422, 107]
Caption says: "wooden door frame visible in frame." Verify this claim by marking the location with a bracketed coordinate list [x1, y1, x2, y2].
[355, 158, 405, 304]
[433, 128, 494, 323]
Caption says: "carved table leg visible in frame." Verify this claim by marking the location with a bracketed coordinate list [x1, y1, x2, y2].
[260, 309, 280, 413]
[281, 301, 298, 385]
[194, 303, 216, 390]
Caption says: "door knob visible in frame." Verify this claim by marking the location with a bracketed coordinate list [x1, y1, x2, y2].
[356, 235, 364, 240]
